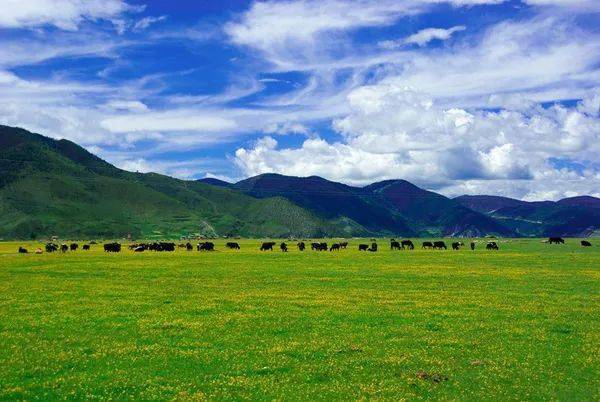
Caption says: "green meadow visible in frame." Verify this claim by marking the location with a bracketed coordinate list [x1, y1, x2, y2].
[0, 239, 598, 400]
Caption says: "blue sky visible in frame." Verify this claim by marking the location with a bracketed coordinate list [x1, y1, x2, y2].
[0, 0, 599, 200]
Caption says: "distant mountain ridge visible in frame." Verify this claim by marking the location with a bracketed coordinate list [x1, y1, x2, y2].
[454, 195, 600, 237]
[1, 125, 598, 239]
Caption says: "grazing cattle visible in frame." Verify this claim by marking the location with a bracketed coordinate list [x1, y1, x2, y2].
[422, 241, 433, 249]
[401, 240, 414, 250]
[35, 248, 43, 254]
[486, 242, 499, 250]
[186, 242, 194, 251]
[149, 242, 175, 252]
[82, 244, 90, 251]
[18, 247, 28, 254]
[104, 243, 121, 253]
[226, 242, 240, 250]
[452, 242, 461, 250]
[280, 242, 288, 252]
[368, 243, 378, 252]
[330, 243, 341, 251]
[45, 243, 58, 253]
[340, 242, 348, 249]
[311, 242, 328, 251]
[297, 242, 306, 251]
[260, 242, 276, 251]
[358, 244, 369, 251]
[70, 243, 78, 251]
[390, 241, 401, 250]
[548, 237, 565, 244]
[470, 242, 475, 251]
[133, 245, 145, 252]
[60, 244, 69, 253]
[581, 240, 592, 247]
[198, 242, 215, 251]
[433, 241, 447, 250]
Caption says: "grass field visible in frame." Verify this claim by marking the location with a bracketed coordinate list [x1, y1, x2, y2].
[0, 238, 598, 400]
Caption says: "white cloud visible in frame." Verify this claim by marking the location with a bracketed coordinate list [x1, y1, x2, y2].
[100, 111, 238, 133]
[523, 0, 600, 11]
[380, 26, 466, 48]
[235, 84, 600, 199]
[225, 0, 504, 69]
[104, 100, 149, 112]
[133, 15, 167, 31]
[0, 0, 140, 30]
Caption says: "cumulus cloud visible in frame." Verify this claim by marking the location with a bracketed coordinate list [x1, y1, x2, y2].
[235, 84, 600, 199]
[0, 0, 140, 30]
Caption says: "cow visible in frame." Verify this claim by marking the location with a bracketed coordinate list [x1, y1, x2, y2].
[45, 243, 58, 253]
[486, 242, 499, 250]
[60, 244, 69, 253]
[35, 248, 43, 254]
[390, 241, 401, 250]
[133, 245, 145, 252]
[186, 242, 194, 251]
[69, 243, 78, 251]
[340, 242, 348, 249]
[198, 242, 215, 251]
[280, 242, 288, 252]
[18, 247, 28, 254]
[452, 242, 461, 250]
[401, 240, 414, 250]
[82, 244, 90, 251]
[151, 242, 175, 252]
[433, 241, 447, 250]
[104, 243, 121, 253]
[312, 242, 327, 251]
[330, 243, 341, 251]
[358, 244, 369, 251]
[368, 243, 378, 252]
[422, 241, 433, 249]
[581, 240, 592, 247]
[470, 242, 475, 251]
[226, 242, 240, 250]
[548, 237, 565, 244]
[297, 242, 306, 251]
[260, 242, 276, 251]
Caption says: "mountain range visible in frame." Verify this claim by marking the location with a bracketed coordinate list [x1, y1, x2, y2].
[1, 125, 598, 239]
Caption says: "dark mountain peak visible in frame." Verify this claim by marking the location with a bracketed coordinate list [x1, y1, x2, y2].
[365, 179, 427, 195]
[235, 173, 357, 194]
[197, 177, 231, 187]
[557, 195, 600, 208]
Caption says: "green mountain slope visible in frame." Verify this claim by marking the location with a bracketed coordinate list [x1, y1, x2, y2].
[0, 126, 345, 239]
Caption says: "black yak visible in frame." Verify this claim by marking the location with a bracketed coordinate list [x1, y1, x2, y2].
[260, 242, 276, 251]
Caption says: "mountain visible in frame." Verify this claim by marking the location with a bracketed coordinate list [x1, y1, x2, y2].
[196, 177, 231, 188]
[366, 180, 515, 237]
[231, 174, 514, 237]
[234, 173, 416, 235]
[1, 124, 596, 239]
[454, 195, 600, 237]
[0, 125, 349, 239]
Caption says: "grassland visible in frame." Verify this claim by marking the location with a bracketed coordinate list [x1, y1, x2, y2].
[0, 238, 598, 400]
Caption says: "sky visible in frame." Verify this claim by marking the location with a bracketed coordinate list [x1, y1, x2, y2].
[0, 0, 599, 201]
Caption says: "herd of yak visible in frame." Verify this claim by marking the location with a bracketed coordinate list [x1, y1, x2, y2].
[16, 236, 593, 254]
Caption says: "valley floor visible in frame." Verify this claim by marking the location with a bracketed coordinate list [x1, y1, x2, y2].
[0, 239, 598, 400]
